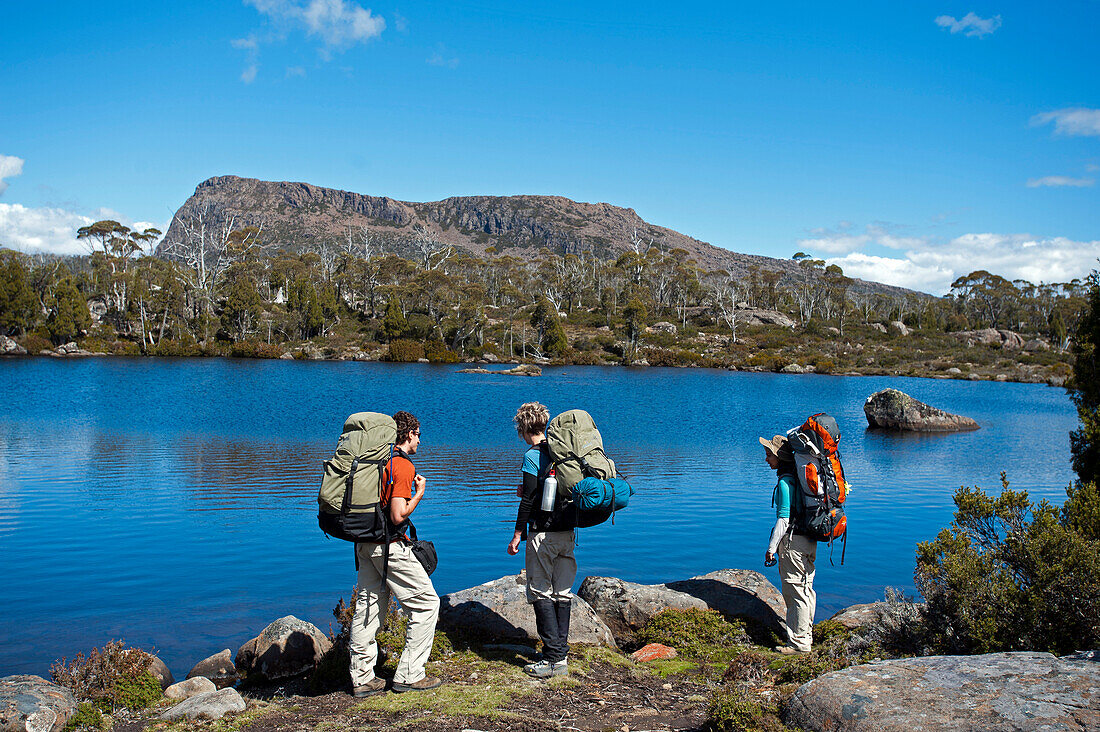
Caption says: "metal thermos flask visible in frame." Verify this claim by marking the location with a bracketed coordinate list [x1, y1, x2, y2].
[540, 469, 557, 511]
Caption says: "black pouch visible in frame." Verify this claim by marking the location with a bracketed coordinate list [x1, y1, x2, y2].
[406, 522, 438, 576]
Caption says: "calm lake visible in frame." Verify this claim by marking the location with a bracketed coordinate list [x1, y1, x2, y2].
[0, 358, 1078, 678]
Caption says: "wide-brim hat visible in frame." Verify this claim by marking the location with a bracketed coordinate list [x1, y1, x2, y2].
[759, 434, 790, 458]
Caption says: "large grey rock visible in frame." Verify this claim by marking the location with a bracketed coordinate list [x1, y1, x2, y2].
[739, 309, 797, 328]
[954, 328, 1026, 350]
[0, 675, 76, 732]
[647, 321, 678, 334]
[440, 574, 615, 647]
[145, 655, 175, 690]
[785, 651, 1100, 732]
[164, 676, 216, 701]
[0, 336, 27, 356]
[864, 388, 979, 432]
[234, 615, 331, 681]
[578, 570, 786, 645]
[187, 649, 239, 689]
[890, 321, 910, 336]
[159, 688, 246, 721]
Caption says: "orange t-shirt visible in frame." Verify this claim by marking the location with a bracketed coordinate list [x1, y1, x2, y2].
[381, 454, 414, 541]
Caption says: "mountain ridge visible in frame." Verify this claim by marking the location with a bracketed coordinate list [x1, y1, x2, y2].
[160, 175, 917, 299]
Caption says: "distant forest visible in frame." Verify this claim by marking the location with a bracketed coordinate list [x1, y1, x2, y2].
[0, 217, 1091, 381]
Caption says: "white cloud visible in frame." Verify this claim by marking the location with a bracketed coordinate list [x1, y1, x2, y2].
[1031, 108, 1100, 137]
[426, 46, 459, 69]
[0, 205, 166, 256]
[0, 203, 94, 255]
[286, 65, 306, 77]
[0, 154, 25, 196]
[797, 223, 925, 255]
[935, 12, 1003, 38]
[246, 0, 384, 48]
[828, 233, 1100, 295]
[1027, 175, 1094, 188]
[238, 0, 384, 81]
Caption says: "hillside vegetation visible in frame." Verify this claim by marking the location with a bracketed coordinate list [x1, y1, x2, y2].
[0, 216, 1089, 384]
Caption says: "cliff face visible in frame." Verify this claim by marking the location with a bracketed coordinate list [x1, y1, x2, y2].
[159, 175, 916, 297]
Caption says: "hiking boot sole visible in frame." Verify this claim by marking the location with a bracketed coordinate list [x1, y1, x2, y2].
[391, 678, 443, 693]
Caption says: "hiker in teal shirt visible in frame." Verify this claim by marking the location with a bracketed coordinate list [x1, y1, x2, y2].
[507, 402, 576, 678]
[761, 434, 818, 654]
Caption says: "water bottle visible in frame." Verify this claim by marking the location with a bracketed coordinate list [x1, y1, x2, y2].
[540, 469, 557, 511]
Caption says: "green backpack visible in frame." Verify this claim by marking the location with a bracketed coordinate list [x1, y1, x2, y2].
[545, 409, 617, 496]
[318, 412, 397, 543]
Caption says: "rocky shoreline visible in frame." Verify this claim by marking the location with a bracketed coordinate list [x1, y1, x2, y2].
[0, 334, 1066, 386]
[4, 569, 1096, 732]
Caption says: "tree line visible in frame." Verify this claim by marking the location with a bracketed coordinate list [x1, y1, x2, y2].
[0, 214, 1092, 361]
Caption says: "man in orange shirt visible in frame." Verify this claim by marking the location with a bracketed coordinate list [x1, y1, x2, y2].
[349, 411, 442, 696]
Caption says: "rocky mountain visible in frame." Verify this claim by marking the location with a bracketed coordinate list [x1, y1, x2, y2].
[160, 175, 917, 298]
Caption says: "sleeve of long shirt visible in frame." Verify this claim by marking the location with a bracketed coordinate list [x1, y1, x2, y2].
[767, 477, 792, 554]
[513, 470, 540, 538]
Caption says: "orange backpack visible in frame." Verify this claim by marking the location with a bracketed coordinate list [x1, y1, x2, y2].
[786, 413, 849, 563]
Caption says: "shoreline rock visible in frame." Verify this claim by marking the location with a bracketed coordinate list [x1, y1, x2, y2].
[578, 570, 786, 645]
[439, 574, 615, 647]
[864, 388, 979, 431]
[0, 675, 76, 732]
[234, 616, 331, 682]
[785, 651, 1100, 731]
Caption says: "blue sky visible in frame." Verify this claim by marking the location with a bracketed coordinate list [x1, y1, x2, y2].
[2, 1, 1098, 294]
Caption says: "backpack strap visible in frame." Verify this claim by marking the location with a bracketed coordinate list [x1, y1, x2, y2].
[341, 458, 360, 514]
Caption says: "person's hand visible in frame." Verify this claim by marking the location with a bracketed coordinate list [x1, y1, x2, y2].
[516, 483, 523, 497]
[507, 531, 523, 555]
[413, 474, 426, 495]
[764, 551, 777, 567]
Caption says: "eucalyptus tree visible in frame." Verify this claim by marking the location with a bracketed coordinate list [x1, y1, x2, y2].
[0, 250, 39, 335]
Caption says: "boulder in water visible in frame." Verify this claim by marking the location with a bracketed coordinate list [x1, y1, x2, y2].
[864, 389, 979, 432]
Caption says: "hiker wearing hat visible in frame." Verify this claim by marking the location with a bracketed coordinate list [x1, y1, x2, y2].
[507, 402, 577, 678]
[761, 434, 817, 655]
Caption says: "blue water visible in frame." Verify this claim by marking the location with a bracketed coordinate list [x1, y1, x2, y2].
[0, 358, 1078, 679]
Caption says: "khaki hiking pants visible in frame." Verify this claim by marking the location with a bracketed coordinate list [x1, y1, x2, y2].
[778, 532, 817, 653]
[350, 541, 440, 686]
[525, 530, 576, 603]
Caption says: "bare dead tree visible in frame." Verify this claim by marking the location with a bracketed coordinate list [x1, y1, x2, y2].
[412, 225, 452, 271]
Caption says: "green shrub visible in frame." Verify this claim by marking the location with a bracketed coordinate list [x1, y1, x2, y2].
[915, 472, 1100, 655]
[424, 340, 460, 363]
[148, 338, 203, 357]
[643, 347, 702, 367]
[721, 650, 771, 685]
[636, 608, 749, 658]
[384, 339, 424, 362]
[706, 682, 783, 732]
[63, 702, 106, 731]
[745, 351, 788, 372]
[811, 619, 851, 646]
[50, 640, 161, 709]
[568, 350, 603, 365]
[230, 340, 284, 359]
[18, 333, 51, 353]
[113, 671, 161, 710]
[770, 649, 851, 685]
